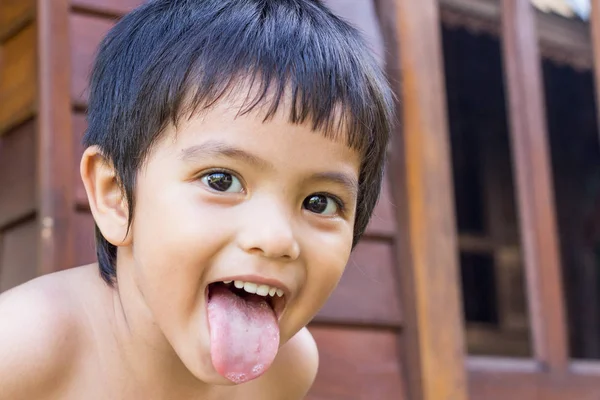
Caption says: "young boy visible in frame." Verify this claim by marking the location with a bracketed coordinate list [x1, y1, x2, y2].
[0, 0, 393, 398]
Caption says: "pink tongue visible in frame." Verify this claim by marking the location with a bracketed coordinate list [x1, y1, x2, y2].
[207, 285, 280, 384]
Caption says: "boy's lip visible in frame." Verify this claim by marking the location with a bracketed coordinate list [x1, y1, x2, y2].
[206, 274, 291, 319]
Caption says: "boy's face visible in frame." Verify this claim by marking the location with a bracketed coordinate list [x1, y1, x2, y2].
[120, 97, 361, 383]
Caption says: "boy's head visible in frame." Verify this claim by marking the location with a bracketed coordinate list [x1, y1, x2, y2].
[81, 0, 393, 385]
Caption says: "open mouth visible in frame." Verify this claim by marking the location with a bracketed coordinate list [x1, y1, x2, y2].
[208, 281, 287, 319]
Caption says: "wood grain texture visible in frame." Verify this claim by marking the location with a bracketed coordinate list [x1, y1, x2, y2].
[307, 325, 406, 400]
[0, 0, 35, 42]
[315, 240, 402, 326]
[70, 13, 114, 106]
[501, 0, 568, 370]
[73, 211, 96, 267]
[0, 121, 37, 228]
[365, 173, 396, 238]
[37, 0, 75, 275]
[377, 0, 468, 398]
[0, 217, 38, 292]
[468, 358, 600, 400]
[0, 22, 36, 135]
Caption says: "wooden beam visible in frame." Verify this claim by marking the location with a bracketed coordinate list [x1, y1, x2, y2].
[591, 0, 600, 142]
[37, 0, 75, 274]
[468, 358, 600, 400]
[500, 0, 568, 371]
[376, 0, 468, 398]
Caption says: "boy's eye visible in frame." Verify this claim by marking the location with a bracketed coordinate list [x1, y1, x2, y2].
[303, 194, 340, 216]
[200, 172, 243, 193]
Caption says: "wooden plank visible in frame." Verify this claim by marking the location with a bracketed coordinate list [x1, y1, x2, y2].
[70, 13, 114, 106]
[468, 358, 600, 400]
[501, 0, 568, 370]
[307, 325, 406, 400]
[37, 0, 75, 275]
[71, 0, 144, 17]
[73, 211, 95, 267]
[0, 121, 37, 228]
[591, 0, 600, 140]
[365, 172, 396, 238]
[0, 0, 35, 42]
[0, 218, 39, 292]
[315, 240, 402, 327]
[375, 0, 468, 398]
[0, 22, 36, 135]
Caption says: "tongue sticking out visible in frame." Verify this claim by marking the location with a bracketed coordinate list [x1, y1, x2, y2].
[207, 285, 280, 384]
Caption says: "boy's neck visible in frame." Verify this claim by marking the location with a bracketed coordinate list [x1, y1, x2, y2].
[106, 252, 224, 398]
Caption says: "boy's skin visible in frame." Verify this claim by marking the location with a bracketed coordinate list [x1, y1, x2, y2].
[0, 96, 361, 399]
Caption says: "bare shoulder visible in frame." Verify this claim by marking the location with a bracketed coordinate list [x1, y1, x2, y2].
[0, 273, 84, 400]
[252, 327, 319, 400]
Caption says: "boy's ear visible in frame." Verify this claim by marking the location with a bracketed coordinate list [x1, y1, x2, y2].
[80, 146, 132, 247]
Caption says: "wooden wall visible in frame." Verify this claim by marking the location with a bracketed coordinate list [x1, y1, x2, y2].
[1, 0, 409, 398]
[0, 0, 39, 292]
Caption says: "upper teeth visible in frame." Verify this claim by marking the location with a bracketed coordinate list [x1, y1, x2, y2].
[223, 280, 284, 298]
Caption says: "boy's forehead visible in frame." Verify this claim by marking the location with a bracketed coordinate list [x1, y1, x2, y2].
[170, 86, 358, 153]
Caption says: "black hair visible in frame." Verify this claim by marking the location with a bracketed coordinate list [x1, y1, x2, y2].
[84, 0, 395, 285]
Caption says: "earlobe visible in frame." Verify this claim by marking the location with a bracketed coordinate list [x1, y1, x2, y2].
[80, 146, 132, 247]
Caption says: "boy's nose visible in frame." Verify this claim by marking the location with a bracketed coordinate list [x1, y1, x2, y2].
[236, 203, 300, 261]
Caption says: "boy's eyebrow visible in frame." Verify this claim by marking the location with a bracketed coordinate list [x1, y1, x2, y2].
[310, 172, 359, 199]
[180, 140, 273, 170]
[180, 140, 359, 198]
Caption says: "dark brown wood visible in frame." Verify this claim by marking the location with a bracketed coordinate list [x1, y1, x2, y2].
[377, 0, 468, 398]
[0, 0, 35, 42]
[70, 13, 114, 106]
[0, 121, 37, 229]
[73, 211, 96, 266]
[592, 0, 600, 141]
[315, 240, 402, 327]
[0, 22, 36, 135]
[468, 358, 600, 400]
[440, 0, 593, 71]
[0, 218, 39, 292]
[307, 325, 406, 400]
[37, 0, 75, 274]
[364, 173, 396, 238]
[501, 0, 568, 370]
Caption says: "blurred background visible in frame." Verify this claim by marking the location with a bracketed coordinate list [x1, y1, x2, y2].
[1, 0, 599, 399]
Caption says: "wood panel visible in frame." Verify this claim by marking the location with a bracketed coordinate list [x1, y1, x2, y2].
[0, 121, 36, 228]
[0, 218, 38, 292]
[379, 0, 468, 398]
[316, 240, 402, 326]
[501, 0, 568, 370]
[73, 211, 95, 267]
[37, 0, 75, 275]
[0, 0, 35, 42]
[71, 0, 144, 17]
[365, 174, 396, 238]
[0, 22, 36, 135]
[307, 325, 406, 400]
[70, 13, 114, 106]
[468, 358, 600, 400]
